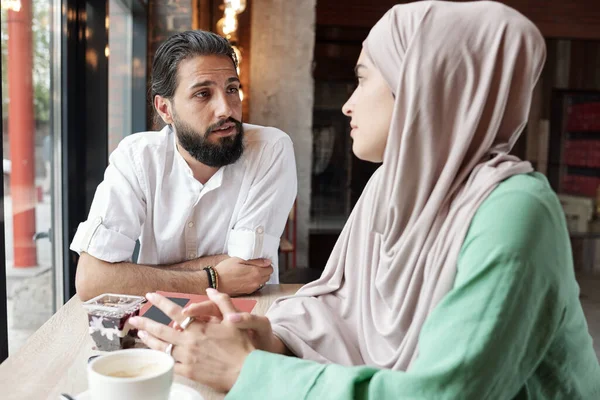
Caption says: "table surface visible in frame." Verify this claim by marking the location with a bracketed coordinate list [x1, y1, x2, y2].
[0, 284, 302, 400]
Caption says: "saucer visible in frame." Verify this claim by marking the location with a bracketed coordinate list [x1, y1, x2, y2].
[75, 382, 204, 399]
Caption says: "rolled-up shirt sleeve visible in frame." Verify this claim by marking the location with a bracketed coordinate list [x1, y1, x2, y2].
[227, 136, 297, 282]
[70, 142, 147, 263]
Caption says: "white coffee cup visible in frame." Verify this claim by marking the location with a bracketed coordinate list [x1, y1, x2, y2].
[87, 348, 174, 400]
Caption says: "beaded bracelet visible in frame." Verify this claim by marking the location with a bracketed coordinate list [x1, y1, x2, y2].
[203, 266, 214, 289]
[212, 266, 219, 290]
[203, 266, 219, 290]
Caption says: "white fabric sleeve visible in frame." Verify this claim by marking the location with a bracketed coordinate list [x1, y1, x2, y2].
[70, 141, 147, 262]
[227, 137, 298, 283]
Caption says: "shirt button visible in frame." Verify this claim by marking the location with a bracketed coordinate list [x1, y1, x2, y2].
[188, 252, 197, 259]
[256, 226, 264, 234]
[188, 221, 194, 228]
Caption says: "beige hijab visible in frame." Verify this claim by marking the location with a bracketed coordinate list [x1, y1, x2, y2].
[267, 1, 546, 370]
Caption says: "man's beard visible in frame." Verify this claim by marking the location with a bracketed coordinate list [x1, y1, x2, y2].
[174, 115, 244, 168]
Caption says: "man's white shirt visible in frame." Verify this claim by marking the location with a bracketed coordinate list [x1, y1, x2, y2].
[70, 123, 297, 284]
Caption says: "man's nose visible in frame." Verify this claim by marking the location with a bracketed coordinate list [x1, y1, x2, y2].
[214, 91, 233, 120]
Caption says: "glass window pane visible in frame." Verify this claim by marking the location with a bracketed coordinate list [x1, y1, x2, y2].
[108, 0, 133, 155]
[2, 0, 56, 354]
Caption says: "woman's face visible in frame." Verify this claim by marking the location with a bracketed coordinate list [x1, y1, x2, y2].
[342, 50, 395, 163]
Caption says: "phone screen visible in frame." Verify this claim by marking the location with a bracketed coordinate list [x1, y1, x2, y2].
[141, 297, 190, 325]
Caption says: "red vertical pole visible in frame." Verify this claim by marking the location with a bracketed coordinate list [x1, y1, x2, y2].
[7, 0, 37, 268]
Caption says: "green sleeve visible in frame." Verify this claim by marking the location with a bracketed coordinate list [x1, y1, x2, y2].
[227, 350, 379, 399]
[227, 177, 568, 400]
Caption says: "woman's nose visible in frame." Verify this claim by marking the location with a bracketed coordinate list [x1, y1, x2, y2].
[342, 89, 357, 116]
[342, 99, 353, 116]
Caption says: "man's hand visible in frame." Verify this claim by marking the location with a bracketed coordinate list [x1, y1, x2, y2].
[214, 257, 273, 296]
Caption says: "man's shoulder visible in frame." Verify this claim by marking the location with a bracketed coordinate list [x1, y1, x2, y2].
[111, 127, 173, 167]
[107, 128, 175, 184]
[116, 127, 172, 152]
[243, 123, 291, 145]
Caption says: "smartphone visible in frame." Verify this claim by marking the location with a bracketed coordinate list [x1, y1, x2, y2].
[141, 297, 190, 325]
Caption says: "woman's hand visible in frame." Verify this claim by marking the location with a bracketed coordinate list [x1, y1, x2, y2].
[183, 289, 290, 355]
[128, 292, 255, 392]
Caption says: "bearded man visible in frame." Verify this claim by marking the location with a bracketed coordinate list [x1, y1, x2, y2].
[71, 31, 297, 301]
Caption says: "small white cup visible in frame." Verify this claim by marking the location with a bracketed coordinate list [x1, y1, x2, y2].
[87, 348, 174, 400]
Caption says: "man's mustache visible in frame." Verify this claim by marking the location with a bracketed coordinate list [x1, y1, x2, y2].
[207, 117, 242, 135]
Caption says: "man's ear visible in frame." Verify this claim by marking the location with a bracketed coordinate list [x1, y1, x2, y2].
[154, 95, 174, 125]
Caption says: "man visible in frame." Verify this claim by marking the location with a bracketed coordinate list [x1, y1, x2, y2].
[71, 31, 297, 301]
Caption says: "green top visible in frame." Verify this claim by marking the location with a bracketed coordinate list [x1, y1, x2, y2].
[227, 173, 600, 400]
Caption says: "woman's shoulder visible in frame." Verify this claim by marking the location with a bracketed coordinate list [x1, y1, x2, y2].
[461, 172, 571, 268]
[490, 171, 556, 201]
[474, 172, 565, 234]
[454, 172, 575, 304]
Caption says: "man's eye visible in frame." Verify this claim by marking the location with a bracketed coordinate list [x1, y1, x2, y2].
[228, 87, 240, 94]
[196, 91, 209, 98]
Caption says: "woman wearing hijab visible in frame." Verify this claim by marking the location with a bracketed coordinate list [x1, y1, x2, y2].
[130, 1, 600, 398]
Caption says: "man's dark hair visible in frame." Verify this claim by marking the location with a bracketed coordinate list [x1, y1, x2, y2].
[151, 30, 238, 101]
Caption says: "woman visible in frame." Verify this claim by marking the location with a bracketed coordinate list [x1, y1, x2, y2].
[130, 1, 600, 398]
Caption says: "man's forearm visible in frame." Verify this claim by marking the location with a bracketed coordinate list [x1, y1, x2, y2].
[76, 253, 229, 301]
[166, 254, 229, 271]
